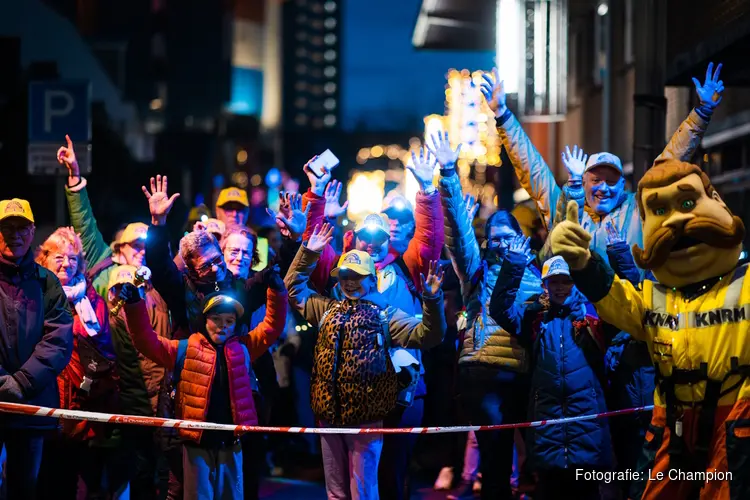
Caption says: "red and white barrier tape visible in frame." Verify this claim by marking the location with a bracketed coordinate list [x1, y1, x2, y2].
[0, 401, 654, 434]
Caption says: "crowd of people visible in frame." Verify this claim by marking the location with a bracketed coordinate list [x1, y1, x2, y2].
[0, 61, 747, 500]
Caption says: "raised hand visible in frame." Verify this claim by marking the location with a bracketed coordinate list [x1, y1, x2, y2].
[324, 180, 349, 219]
[479, 68, 507, 117]
[407, 147, 438, 192]
[303, 155, 331, 196]
[465, 193, 479, 220]
[508, 234, 531, 256]
[269, 192, 309, 240]
[142, 175, 180, 226]
[692, 62, 724, 110]
[561, 145, 587, 182]
[420, 260, 445, 296]
[426, 131, 462, 170]
[605, 221, 623, 245]
[549, 201, 592, 270]
[307, 223, 334, 253]
[57, 134, 80, 181]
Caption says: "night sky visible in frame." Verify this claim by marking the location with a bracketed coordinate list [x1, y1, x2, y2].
[341, 0, 494, 132]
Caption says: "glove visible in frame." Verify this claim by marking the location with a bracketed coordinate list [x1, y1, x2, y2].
[549, 201, 592, 270]
[0, 374, 25, 402]
[118, 283, 142, 304]
[263, 265, 285, 292]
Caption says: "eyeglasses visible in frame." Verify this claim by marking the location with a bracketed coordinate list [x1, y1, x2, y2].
[227, 247, 251, 261]
[195, 255, 224, 275]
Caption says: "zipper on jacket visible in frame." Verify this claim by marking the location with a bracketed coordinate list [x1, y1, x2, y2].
[560, 315, 567, 468]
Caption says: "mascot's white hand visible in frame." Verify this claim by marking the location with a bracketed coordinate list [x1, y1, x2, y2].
[549, 201, 593, 270]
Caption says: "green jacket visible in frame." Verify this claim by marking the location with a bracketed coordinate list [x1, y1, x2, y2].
[65, 177, 172, 416]
[65, 178, 115, 298]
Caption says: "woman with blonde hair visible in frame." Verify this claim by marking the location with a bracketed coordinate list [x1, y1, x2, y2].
[35, 227, 125, 499]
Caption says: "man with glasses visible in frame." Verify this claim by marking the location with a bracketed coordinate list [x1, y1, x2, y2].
[0, 198, 73, 499]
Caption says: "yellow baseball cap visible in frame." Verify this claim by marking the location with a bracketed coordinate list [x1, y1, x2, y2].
[108, 265, 138, 290]
[331, 250, 376, 278]
[202, 293, 245, 317]
[217, 188, 249, 208]
[0, 199, 34, 224]
[205, 218, 226, 235]
[119, 223, 148, 245]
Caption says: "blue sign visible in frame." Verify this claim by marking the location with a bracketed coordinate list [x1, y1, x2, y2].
[28, 81, 91, 142]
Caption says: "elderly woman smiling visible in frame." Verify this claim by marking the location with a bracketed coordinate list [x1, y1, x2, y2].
[35, 227, 123, 498]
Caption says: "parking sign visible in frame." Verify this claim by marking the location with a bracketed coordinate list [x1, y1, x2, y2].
[27, 81, 92, 175]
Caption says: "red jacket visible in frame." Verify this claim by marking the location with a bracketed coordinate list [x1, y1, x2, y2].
[58, 285, 117, 440]
[301, 189, 444, 294]
[124, 288, 288, 442]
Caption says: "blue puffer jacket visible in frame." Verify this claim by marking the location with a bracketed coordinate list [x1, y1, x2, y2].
[489, 251, 613, 470]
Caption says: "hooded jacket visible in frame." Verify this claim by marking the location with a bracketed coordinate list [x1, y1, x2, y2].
[498, 108, 712, 278]
[0, 253, 73, 429]
[489, 251, 614, 470]
[124, 287, 288, 442]
[439, 170, 543, 372]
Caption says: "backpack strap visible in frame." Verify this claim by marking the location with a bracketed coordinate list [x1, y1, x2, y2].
[378, 305, 395, 349]
[393, 258, 418, 297]
[87, 257, 114, 283]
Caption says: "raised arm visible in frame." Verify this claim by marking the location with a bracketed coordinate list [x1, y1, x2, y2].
[656, 62, 724, 163]
[122, 286, 180, 370]
[481, 69, 567, 230]
[283, 224, 336, 326]
[488, 237, 532, 336]
[402, 147, 444, 291]
[11, 272, 74, 399]
[431, 135, 482, 288]
[142, 175, 188, 327]
[388, 261, 447, 349]
[242, 270, 289, 361]
[301, 159, 338, 292]
[57, 135, 111, 267]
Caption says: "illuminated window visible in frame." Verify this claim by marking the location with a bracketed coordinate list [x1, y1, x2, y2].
[296, 64, 308, 74]
[324, 66, 336, 78]
[324, 82, 337, 93]
[324, 115, 337, 127]
[324, 17, 337, 29]
[324, 34, 337, 45]
[296, 14, 307, 24]
[324, 1, 337, 13]
[296, 47, 307, 58]
[324, 98, 336, 110]
[296, 32, 307, 42]
[324, 50, 337, 61]
[295, 97, 308, 108]
[295, 114, 308, 125]
[295, 81, 307, 91]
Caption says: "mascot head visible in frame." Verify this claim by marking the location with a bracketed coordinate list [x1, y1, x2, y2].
[633, 159, 745, 288]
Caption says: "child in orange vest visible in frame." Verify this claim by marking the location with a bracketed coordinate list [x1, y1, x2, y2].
[121, 275, 288, 500]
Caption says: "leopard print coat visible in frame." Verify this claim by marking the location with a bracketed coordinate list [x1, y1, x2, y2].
[311, 299, 398, 426]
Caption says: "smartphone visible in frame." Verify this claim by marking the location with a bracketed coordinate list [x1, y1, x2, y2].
[252, 237, 270, 272]
[308, 149, 340, 178]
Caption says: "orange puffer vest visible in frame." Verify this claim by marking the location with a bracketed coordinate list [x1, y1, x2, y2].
[177, 334, 258, 442]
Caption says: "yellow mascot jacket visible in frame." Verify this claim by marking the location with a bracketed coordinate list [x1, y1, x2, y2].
[572, 252, 750, 500]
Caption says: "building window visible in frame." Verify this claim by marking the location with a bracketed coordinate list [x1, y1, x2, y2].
[593, 7, 606, 87]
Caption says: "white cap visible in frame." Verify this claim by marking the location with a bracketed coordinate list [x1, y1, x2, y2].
[542, 256, 570, 280]
[513, 188, 531, 204]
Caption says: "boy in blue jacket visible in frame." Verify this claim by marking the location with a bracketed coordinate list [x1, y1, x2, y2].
[489, 237, 615, 500]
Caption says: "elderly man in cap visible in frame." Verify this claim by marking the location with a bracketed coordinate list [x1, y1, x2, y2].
[382, 191, 415, 256]
[480, 62, 725, 276]
[215, 187, 250, 227]
[0, 198, 73, 499]
[301, 152, 444, 500]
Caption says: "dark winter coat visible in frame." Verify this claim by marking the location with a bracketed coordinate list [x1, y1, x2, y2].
[0, 252, 74, 429]
[489, 250, 614, 470]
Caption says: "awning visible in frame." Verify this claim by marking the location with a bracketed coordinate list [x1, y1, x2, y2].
[412, 0, 495, 50]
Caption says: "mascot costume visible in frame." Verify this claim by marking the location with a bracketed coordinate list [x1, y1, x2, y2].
[550, 159, 749, 499]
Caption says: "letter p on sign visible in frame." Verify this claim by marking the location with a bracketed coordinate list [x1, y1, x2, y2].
[44, 90, 74, 133]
